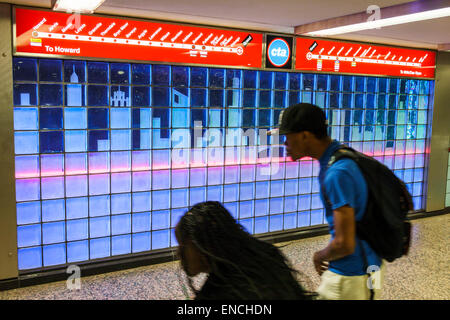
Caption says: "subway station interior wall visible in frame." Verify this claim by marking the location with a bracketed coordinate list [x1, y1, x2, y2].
[13, 58, 433, 271]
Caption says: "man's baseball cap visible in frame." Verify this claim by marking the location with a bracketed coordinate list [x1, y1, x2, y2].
[268, 103, 328, 136]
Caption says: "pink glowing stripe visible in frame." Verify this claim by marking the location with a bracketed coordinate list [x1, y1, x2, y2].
[14, 150, 430, 179]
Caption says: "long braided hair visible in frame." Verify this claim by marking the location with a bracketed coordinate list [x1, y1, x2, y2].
[176, 201, 311, 300]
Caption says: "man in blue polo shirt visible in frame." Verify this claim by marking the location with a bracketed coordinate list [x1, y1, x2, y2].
[270, 103, 384, 300]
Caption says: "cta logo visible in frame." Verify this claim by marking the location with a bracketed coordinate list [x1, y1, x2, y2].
[266, 35, 293, 69]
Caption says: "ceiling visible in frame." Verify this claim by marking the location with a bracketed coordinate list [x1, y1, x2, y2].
[1, 0, 449, 49]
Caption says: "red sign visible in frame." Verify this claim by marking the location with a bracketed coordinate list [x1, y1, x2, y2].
[295, 37, 436, 79]
[14, 7, 263, 68]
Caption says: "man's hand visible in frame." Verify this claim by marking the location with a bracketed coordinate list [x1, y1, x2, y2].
[313, 250, 329, 276]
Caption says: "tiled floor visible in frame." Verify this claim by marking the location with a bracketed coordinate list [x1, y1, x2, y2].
[1, 214, 448, 300]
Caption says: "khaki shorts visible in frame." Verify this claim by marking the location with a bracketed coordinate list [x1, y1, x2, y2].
[317, 262, 386, 300]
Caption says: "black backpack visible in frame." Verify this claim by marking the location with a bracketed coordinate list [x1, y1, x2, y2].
[323, 145, 413, 263]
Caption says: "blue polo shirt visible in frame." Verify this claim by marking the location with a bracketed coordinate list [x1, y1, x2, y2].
[319, 140, 382, 276]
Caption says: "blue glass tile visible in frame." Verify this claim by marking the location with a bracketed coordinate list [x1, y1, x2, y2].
[243, 90, 256, 108]
[243, 70, 257, 88]
[67, 240, 89, 263]
[170, 170, 189, 189]
[40, 131, 63, 153]
[14, 58, 37, 81]
[43, 243, 66, 266]
[224, 166, 239, 183]
[254, 199, 268, 217]
[311, 209, 324, 225]
[226, 69, 241, 88]
[110, 151, 130, 172]
[239, 201, 253, 219]
[110, 130, 131, 150]
[132, 232, 151, 253]
[284, 196, 298, 213]
[190, 67, 207, 87]
[110, 108, 131, 128]
[254, 216, 268, 234]
[17, 201, 41, 225]
[65, 130, 87, 152]
[42, 199, 65, 222]
[42, 221, 65, 244]
[284, 212, 297, 230]
[298, 194, 311, 211]
[88, 85, 109, 106]
[132, 64, 150, 85]
[269, 214, 283, 232]
[90, 237, 110, 259]
[112, 234, 131, 255]
[151, 169, 170, 190]
[111, 193, 131, 215]
[18, 247, 42, 270]
[17, 224, 41, 247]
[270, 197, 283, 214]
[172, 87, 189, 108]
[66, 197, 88, 220]
[88, 130, 109, 151]
[67, 219, 88, 241]
[152, 191, 170, 211]
[224, 184, 239, 202]
[14, 107, 38, 130]
[41, 176, 64, 199]
[209, 69, 224, 88]
[89, 174, 110, 195]
[297, 211, 310, 227]
[172, 66, 189, 87]
[190, 187, 206, 206]
[87, 151, 110, 174]
[172, 108, 189, 128]
[40, 108, 63, 130]
[208, 109, 223, 127]
[206, 185, 222, 202]
[190, 168, 206, 187]
[171, 208, 186, 228]
[87, 62, 109, 83]
[14, 84, 37, 106]
[131, 171, 150, 192]
[65, 83, 86, 106]
[242, 109, 255, 127]
[311, 194, 323, 210]
[39, 59, 62, 82]
[132, 86, 150, 107]
[152, 210, 170, 230]
[88, 108, 108, 129]
[111, 63, 130, 84]
[132, 192, 151, 212]
[152, 229, 170, 249]
[112, 214, 131, 235]
[275, 72, 287, 90]
[90, 216, 110, 238]
[152, 108, 170, 128]
[258, 109, 271, 127]
[152, 65, 170, 86]
[285, 179, 298, 196]
[64, 60, 86, 83]
[190, 89, 206, 107]
[89, 195, 110, 217]
[39, 84, 62, 106]
[259, 71, 272, 89]
[133, 212, 151, 233]
[132, 109, 151, 129]
[289, 73, 301, 90]
[240, 183, 254, 200]
[255, 181, 269, 199]
[270, 180, 284, 197]
[15, 155, 39, 178]
[64, 108, 87, 129]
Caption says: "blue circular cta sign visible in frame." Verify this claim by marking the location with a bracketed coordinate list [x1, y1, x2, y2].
[266, 35, 293, 69]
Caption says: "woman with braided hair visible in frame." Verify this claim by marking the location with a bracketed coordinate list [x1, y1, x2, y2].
[175, 201, 311, 300]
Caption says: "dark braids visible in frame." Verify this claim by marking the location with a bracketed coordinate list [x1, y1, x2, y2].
[177, 201, 312, 300]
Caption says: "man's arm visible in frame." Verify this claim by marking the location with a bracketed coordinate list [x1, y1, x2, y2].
[313, 205, 356, 275]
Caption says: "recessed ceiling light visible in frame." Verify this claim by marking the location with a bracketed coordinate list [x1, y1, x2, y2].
[52, 0, 106, 14]
[305, 7, 450, 36]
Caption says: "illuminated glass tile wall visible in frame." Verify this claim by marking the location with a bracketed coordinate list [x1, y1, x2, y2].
[446, 155, 450, 208]
[12, 58, 433, 271]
